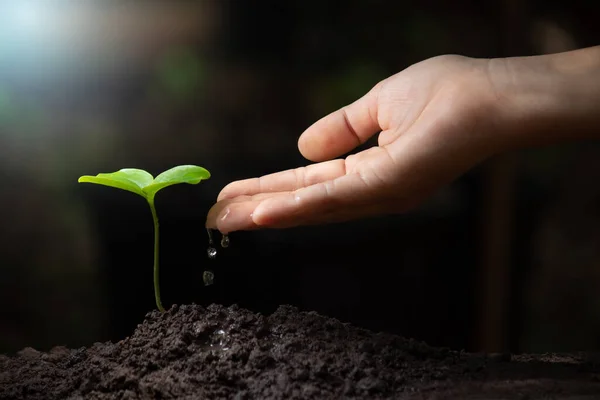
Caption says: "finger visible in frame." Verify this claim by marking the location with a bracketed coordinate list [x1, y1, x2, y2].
[260, 197, 403, 229]
[250, 172, 382, 228]
[209, 147, 399, 233]
[206, 195, 263, 233]
[207, 191, 295, 233]
[298, 81, 383, 162]
[206, 191, 392, 233]
[207, 172, 375, 233]
[217, 159, 346, 202]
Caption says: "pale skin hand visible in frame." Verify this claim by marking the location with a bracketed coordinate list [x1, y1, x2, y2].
[206, 55, 505, 233]
[207, 47, 600, 234]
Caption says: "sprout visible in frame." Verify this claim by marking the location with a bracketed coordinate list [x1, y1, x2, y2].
[78, 165, 210, 312]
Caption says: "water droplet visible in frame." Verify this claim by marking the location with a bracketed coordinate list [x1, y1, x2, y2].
[206, 228, 218, 258]
[221, 234, 229, 248]
[207, 247, 217, 259]
[203, 270, 214, 286]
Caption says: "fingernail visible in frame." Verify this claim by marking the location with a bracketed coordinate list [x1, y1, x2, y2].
[218, 207, 252, 233]
[220, 208, 231, 221]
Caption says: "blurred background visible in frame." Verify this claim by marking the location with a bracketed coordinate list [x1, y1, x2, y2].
[0, 0, 599, 355]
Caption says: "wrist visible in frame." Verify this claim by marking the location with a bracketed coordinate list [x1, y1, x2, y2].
[488, 46, 600, 149]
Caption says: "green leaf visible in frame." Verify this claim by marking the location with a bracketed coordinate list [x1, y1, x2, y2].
[143, 165, 210, 198]
[78, 165, 210, 200]
[78, 168, 153, 197]
[111, 169, 155, 188]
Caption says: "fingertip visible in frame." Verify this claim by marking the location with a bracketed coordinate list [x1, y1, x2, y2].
[296, 115, 339, 162]
[216, 182, 240, 202]
[251, 197, 277, 227]
[252, 192, 306, 228]
[205, 200, 236, 232]
[297, 132, 308, 160]
[297, 89, 381, 162]
[205, 203, 221, 230]
[297, 123, 321, 162]
[215, 200, 261, 233]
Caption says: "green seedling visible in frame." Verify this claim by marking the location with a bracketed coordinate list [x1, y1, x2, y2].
[78, 165, 210, 312]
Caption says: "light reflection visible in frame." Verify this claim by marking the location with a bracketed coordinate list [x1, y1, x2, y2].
[12, 1, 45, 31]
[0, 1, 217, 85]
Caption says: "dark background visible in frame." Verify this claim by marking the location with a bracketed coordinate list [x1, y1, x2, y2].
[0, 0, 599, 355]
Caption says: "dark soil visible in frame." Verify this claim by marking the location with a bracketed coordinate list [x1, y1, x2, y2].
[1, 304, 599, 400]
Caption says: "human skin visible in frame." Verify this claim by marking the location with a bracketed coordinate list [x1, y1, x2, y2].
[206, 46, 600, 234]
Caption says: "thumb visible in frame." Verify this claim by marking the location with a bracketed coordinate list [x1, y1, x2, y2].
[298, 82, 382, 162]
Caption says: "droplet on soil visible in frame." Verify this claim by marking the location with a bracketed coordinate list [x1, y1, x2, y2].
[203, 270, 214, 286]
[212, 329, 229, 350]
[221, 234, 229, 248]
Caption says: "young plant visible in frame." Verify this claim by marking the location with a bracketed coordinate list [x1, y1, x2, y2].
[78, 165, 210, 312]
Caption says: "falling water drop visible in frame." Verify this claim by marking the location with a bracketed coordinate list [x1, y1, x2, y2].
[207, 228, 217, 259]
[207, 227, 214, 245]
[207, 247, 217, 259]
[203, 270, 215, 286]
[204, 229, 217, 284]
[221, 234, 230, 248]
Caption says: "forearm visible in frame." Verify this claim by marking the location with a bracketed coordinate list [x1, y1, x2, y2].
[489, 45, 600, 149]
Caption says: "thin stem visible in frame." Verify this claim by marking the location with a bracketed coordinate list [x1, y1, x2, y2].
[147, 196, 165, 312]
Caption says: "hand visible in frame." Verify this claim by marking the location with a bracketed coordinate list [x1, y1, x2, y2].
[205, 55, 517, 233]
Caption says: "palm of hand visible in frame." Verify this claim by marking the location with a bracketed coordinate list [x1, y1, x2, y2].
[207, 55, 500, 233]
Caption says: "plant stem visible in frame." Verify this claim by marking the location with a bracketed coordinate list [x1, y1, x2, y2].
[147, 196, 165, 312]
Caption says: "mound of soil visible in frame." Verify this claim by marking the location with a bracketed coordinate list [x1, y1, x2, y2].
[1, 304, 599, 399]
